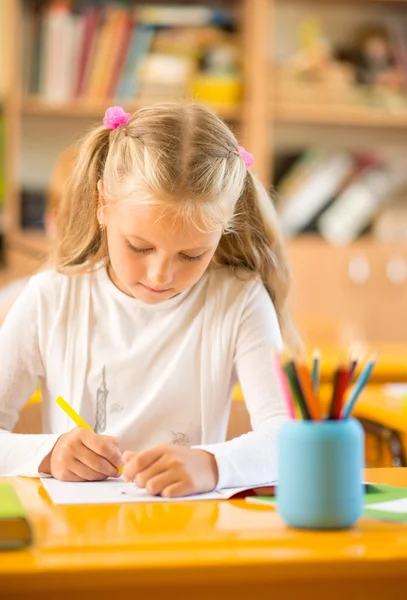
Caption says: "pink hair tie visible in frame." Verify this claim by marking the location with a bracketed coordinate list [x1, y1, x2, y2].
[238, 145, 254, 169]
[103, 106, 131, 130]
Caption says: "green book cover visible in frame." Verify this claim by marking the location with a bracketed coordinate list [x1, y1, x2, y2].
[0, 483, 32, 550]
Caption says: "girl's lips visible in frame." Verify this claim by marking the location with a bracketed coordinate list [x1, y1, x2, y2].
[140, 283, 172, 293]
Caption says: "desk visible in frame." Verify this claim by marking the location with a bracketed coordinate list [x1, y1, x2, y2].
[1, 469, 407, 600]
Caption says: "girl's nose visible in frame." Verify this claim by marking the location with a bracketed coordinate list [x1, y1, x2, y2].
[147, 257, 173, 287]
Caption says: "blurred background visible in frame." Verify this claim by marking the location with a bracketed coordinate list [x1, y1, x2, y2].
[2, 0, 407, 351]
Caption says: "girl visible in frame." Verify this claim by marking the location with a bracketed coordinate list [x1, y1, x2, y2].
[0, 103, 299, 497]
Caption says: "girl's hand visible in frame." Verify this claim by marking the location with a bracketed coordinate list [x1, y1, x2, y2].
[39, 428, 123, 481]
[122, 445, 219, 497]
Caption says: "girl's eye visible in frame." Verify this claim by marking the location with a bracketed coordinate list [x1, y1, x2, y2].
[126, 241, 153, 255]
[180, 253, 204, 262]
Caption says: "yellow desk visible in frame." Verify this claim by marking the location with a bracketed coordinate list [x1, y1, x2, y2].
[1, 469, 407, 600]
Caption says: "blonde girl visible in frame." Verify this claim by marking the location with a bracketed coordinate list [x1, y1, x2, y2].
[0, 103, 298, 497]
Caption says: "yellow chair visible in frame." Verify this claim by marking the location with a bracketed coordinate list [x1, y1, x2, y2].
[338, 385, 407, 468]
[13, 390, 42, 434]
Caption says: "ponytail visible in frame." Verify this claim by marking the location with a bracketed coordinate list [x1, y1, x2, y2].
[214, 171, 303, 356]
[54, 126, 111, 270]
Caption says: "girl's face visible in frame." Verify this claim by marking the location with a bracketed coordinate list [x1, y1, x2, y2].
[101, 201, 222, 304]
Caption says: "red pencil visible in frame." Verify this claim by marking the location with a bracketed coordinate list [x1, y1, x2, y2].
[328, 367, 350, 420]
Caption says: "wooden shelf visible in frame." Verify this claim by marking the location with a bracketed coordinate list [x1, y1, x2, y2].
[21, 97, 241, 121]
[274, 103, 407, 128]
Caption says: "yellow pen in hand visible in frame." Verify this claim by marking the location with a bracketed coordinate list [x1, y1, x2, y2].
[55, 396, 124, 474]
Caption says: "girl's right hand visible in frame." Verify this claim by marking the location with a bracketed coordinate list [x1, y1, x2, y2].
[41, 428, 123, 481]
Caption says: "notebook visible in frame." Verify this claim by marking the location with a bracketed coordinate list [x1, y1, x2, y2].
[40, 477, 277, 506]
[0, 483, 32, 550]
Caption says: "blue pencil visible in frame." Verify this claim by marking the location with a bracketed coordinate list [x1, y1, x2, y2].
[340, 354, 377, 419]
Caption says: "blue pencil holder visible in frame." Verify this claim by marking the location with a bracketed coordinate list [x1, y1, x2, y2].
[277, 419, 364, 530]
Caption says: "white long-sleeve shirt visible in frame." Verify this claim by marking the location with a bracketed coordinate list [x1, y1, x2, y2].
[0, 264, 287, 489]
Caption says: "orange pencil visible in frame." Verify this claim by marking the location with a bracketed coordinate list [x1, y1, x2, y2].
[296, 363, 321, 421]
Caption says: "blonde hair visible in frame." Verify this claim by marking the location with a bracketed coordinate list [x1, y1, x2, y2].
[47, 146, 78, 213]
[55, 103, 300, 353]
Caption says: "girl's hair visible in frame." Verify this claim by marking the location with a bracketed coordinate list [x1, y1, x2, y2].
[55, 103, 300, 353]
[47, 146, 78, 213]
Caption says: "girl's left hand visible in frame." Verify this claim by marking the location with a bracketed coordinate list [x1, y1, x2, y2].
[122, 445, 219, 497]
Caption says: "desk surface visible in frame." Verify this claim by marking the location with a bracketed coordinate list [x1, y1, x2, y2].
[1, 469, 407, 600]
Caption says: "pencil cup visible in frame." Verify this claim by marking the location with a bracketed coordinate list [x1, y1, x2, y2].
[277, 419, 364, 530]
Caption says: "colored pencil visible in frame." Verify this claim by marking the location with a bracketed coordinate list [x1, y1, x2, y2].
[311, 349, 321, 396]
[55, 396, 123, 473]
[296, 362, 321, 420]
[284, 361, 312, 420]
[341, 355, 377, 419]
[327, 367, 349, 420]
[272, 353, 296, 419]
[348, 358, 358, 383]
[55, 396, 94, 431]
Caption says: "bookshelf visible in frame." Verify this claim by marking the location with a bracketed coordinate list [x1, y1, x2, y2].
[274, 103, 407, 128]
[21, 97, 242, 120]
[4, 0, 270, 235]
[3, 0, 407, 341]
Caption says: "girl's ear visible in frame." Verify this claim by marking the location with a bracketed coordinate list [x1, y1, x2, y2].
[97, 179, 106, 224]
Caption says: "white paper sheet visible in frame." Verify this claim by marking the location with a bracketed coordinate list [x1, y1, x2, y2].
[367, 497, 407, 514]
[40, 477, 277, 505]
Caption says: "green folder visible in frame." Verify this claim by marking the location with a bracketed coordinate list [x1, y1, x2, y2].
[0, 483, 32, 549]
[245, 483, 407, 523]
[363, 483, 407, 523]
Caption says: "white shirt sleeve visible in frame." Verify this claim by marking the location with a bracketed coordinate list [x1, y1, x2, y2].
[0, 278, 60, 477]
[198, 282, 289, 489]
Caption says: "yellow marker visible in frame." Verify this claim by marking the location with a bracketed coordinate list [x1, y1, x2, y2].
[55, 396, 123, 473]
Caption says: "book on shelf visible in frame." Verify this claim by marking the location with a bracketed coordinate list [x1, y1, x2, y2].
[75, 3, 104, 97]
[274, 147, 404, 241]
[22, 1, 241, 107]
[318, 157, 407, 246]
[276, 149, 355, 236]
[135, 5, 218, 27]
[116, 24, 156, 100]
[40, 1, 83, 103]
[86, 5, 129, 99]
